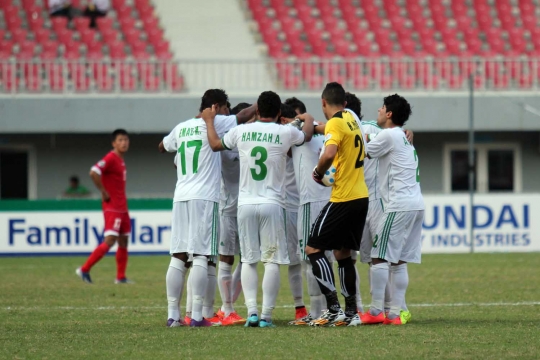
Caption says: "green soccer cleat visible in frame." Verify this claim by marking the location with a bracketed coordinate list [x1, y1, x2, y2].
[401, 310, 412, 324]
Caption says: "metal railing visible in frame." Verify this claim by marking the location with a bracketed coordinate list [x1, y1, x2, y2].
[0, 57, 538, 94]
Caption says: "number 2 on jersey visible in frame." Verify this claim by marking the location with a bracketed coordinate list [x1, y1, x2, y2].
[354, 134, 364, 168]
[250, 146, 268, 181]
[177, 140, 202, 175]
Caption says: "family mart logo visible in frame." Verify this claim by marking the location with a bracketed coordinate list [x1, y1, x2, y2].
[6, 217, 170, 247]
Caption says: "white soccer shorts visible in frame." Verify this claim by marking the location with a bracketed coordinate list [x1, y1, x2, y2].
[170, 200, 219, 256]
[219, 215, 240, 256]
[371, 210, 425, 264]
[286, 210, 301, 265]
[237, 203, 289, 265]
[360, 199, 385, 263]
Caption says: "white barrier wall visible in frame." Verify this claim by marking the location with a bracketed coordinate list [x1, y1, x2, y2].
[0, 195, 538, 255]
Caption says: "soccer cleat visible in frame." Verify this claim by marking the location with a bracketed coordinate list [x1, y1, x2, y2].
[259, 319, 276, 328]
[383, 316, 404, 325]
[244, 314, 259, 328]
[205, 313, 222, 326]
[190, 318, 215, 327]
[309, 309, 346, 327]
[184, 316, 191, 326]
[331, 313, 362, 327]
[295, 306, 308, 320]
[288, 314, 314, 326]
[361, 311, 385, 325]
[166, 318, 185, 327]
[216, 309, 226, 320]
[401, 310, 412, 324]
[75, 267, 92, 284]
[221, 312, 246, 326]
[114, 278, 135, 284]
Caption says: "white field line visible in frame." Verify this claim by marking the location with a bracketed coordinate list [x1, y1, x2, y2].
[2, 301, 540, 311]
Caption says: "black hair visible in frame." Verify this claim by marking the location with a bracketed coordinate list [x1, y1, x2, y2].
[280, 103, 297, 119]
[226, 101, 231, 112]
[284, 97, 307, 114]
[257, 91, 282, 119]
[321, 82, 346, 106]
[230, 102, 251, 115]
[199, 89, 229, 112]
[112, 128, 128, 141]
[70, 176, 79, 183]
[383, 94, 412, 126]
[345, 92, 363, 120]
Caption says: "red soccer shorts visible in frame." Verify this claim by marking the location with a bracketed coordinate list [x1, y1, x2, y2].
[103, 211, 132, 237]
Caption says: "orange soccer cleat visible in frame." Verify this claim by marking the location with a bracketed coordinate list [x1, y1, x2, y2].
[221, 311, 246, 326]
[360, 311, 385, 324]
[184, 316, 191, 326]
[216, 309, 226, 320]
[205, 313, 222, 326]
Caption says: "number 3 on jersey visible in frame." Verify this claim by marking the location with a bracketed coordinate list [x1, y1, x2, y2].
[250, 146, 268, 181]
[177, 140, 202, 175]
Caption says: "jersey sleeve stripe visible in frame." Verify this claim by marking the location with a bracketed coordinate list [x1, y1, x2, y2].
[221, 139, 231, 150]
[295, 131, 306, 147]
[90, 166, 102, 175]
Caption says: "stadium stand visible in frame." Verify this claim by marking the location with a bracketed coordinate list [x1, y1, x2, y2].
[0, 0, 184, 92]
[247, 0, 540, 90]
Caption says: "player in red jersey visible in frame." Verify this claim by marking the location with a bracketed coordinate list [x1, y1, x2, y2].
[76, 129, 133, 284]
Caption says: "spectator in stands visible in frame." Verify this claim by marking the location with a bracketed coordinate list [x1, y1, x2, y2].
[64, 176, 90, 198]
[49, 0, 73, 19]
[84, 0, 110, 28]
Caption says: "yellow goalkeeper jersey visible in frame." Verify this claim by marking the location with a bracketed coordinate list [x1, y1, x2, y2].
[324, 110, 369, 202]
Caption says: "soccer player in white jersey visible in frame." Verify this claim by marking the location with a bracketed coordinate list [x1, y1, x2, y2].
[361, 94, 425, 326]
[280, 104, 308, 322]
[203, 91, 313, 328]
[280, 103, 332, 325]
[159, 89, 256, 327]
[215, 102, 253, 326]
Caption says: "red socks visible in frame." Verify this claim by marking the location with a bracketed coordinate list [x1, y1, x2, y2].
[81, 242, 111, 272]
[116, 247, 128, 280]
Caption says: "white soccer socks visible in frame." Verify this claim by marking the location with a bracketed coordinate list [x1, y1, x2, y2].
[166, 257, 188, 321]
[354, 265, 364, 313]
[231, 262, 243, 303]
[218, 261, 234, 316]
[190, 256, 209, 322]
[261, 262, 281, 322]
[370, 261, 390, 316]
[385, 269, 393, 312]
[304, 261, 324, 317]
[202, 264, 217, 319]
[288, 263, 304, 308]
[241, 262, 259, 317]
[185, 270, 192, 317]
[389, 263, 409, 319]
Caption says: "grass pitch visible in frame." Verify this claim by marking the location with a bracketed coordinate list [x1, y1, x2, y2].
[1, 253, 539, 359]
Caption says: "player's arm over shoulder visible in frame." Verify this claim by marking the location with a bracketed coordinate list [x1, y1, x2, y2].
[221, 126, 239, 151]
[288, 126, 306, 146]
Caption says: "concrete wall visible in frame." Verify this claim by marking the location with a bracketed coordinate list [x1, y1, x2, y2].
[2, 93, 540, 133]
[1, 131, 538, 199]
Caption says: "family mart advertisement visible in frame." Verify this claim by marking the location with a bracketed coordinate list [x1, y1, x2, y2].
[0, 194, 538, 255]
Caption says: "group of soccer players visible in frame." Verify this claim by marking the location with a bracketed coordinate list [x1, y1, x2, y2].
[76, 81, 425, 328]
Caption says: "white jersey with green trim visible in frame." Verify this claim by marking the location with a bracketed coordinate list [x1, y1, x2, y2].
[366, 127, 425, 212]
[220, 148, 240, 216]
[163, 115, 237, 203]
[345, 109, 383, 201]
[222, 121, 305, 208]
[291, 122, 331, 205]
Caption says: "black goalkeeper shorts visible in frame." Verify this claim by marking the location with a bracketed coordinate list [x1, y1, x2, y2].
[307, 198, 369, 252]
